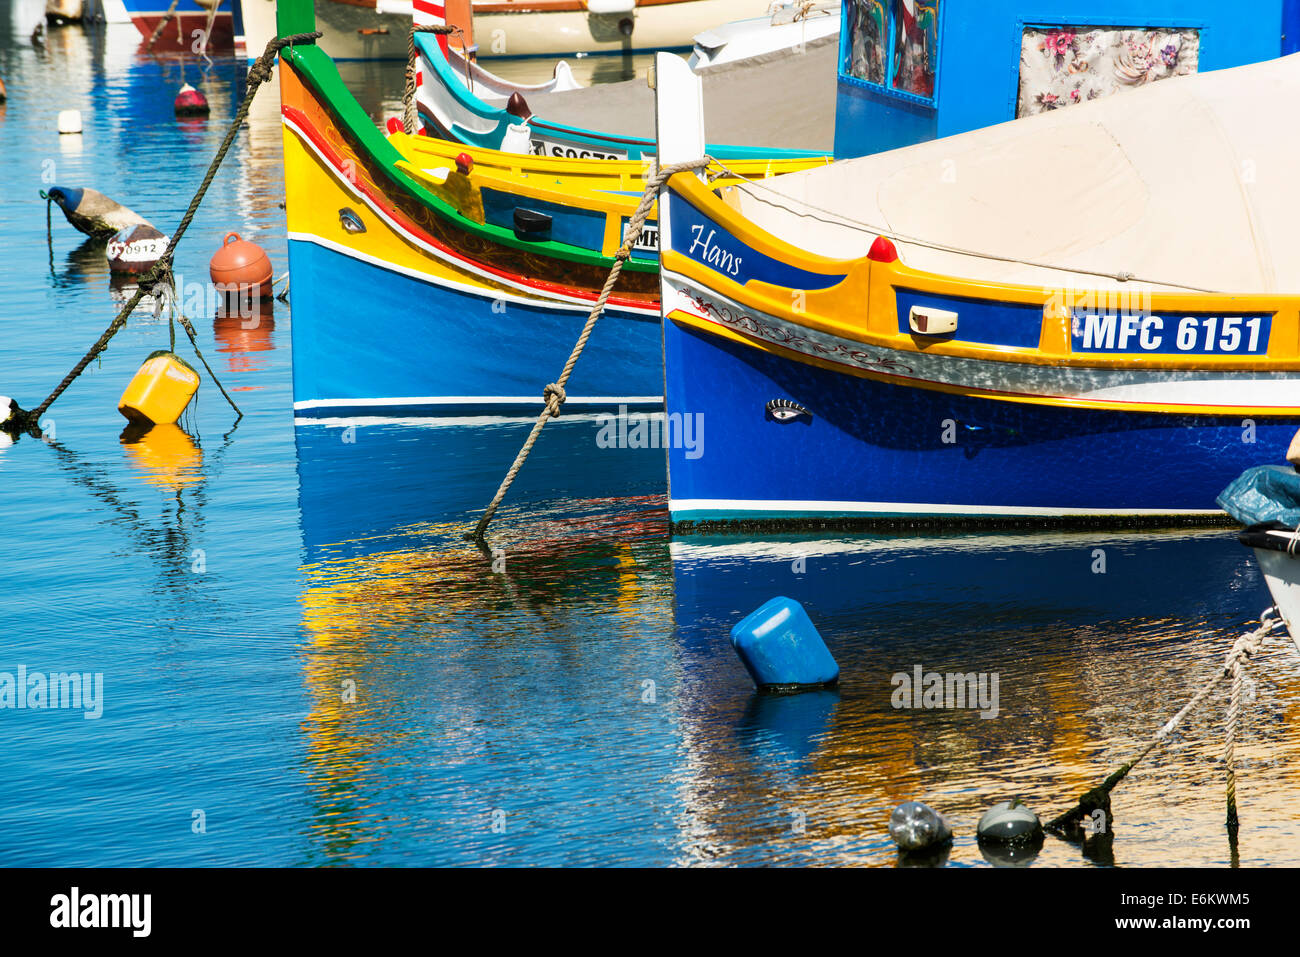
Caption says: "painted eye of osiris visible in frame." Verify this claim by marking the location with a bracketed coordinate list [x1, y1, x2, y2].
[766, 398, 812, 423]
[339, 208, 366, 234]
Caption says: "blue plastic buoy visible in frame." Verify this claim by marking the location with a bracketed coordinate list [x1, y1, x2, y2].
[730, 596, 838, 691]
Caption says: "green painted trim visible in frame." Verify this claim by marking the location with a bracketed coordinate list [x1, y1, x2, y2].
[276, 0, 317, 39]
[281, 45, 655, 274]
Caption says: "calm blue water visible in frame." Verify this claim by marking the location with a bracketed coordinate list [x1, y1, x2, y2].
[2, 14, 1299, 867]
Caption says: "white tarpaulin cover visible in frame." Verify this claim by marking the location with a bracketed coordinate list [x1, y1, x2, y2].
[729, 53, 1300, 294]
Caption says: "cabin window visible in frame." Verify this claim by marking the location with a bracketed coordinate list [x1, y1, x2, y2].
[843, 0, 938, 102]
[845, 0, 887, 85]
[1017, 26, 1200, 117]
[890, 1, 938, 98]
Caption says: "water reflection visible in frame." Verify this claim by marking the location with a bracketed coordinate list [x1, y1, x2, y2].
[669, 532, 1300, 866]
[120, 421, 203, 488]
[59, 236, 111, 285]
[290, 415, 1300, 865]
[213, 303, 276, 377]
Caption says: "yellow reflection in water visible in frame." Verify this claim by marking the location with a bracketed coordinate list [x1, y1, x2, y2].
[120, 422, 203, 488]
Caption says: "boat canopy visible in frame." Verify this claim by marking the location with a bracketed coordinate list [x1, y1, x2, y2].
[523, 33, 838, 152]
[729, 53, 1300, 293]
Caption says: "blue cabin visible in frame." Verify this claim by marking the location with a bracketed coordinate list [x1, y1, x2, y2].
[835, 0, 1300, 157]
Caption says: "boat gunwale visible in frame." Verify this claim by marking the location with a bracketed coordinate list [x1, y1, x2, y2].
[661, 171, 1300, 380]
[281, 42, 662, 275]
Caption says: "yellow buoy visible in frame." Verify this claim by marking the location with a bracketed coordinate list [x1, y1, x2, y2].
[117, 351, 200, 426]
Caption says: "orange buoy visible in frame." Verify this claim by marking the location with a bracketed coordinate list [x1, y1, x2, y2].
[210, 231, 272, 310]
[0, 76, 7, 103]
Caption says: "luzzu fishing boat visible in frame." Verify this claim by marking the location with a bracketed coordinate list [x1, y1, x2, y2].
[690, 1, 841, 71]
[240, 0, 499, 63]
[467, 0, 771, 57]
[275, 0, 827, 419]
[120, 0, 237, 51]
[651, 51, 1300, 526]
[412, 2, 836, 159]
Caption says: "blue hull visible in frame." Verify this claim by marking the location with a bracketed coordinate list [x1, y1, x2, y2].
[665, 321, 1300, 524]
[288, 239, 663, 417]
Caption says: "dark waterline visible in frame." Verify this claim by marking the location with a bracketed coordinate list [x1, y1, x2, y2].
[1, 13, 1298, 867]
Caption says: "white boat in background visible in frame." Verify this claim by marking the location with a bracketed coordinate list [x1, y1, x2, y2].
[99, 0, 132, 22]
[1222, 459, 1300, 655]
[240, 0, 582, 96]
[689, 0, 839, 71]
[470, 0, 771, 57]
[1238, 525, 1300, 656]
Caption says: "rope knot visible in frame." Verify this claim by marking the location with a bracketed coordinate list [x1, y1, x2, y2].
[1224, 623, 1269, 674]
[543, 383, 566, 417]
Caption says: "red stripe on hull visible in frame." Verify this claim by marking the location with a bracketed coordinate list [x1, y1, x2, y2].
[282, 103, 653, 312]
[129, 12, 235, 51]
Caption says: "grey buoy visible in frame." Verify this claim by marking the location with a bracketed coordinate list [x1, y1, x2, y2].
[976, 798, 1044, 844]
[45, 186, 151, 239]
[888, 801, 952, 852]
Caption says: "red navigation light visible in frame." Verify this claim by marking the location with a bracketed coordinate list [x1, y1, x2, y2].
[456, 153, 474, 175]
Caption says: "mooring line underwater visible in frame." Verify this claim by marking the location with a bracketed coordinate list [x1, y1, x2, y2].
[2, 31, 323, 442]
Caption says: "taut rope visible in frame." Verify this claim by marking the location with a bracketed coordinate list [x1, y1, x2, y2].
[1046, 607, 1284, 832]
[470, 158, 713, 543]
[403, 25, 459, 135]
[144, 0, 181, 52]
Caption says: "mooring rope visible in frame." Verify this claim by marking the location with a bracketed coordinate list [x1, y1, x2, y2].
[4, 31, 321, 439]
[1222, 617, 1264, 828]
[708, 158, 1224, 294]
[1046, 607, 1284, 832]
[470, 157, 714, 543]
[161, 266, 243, 420]
[197, 0, 222, 65]
[44, 191, 54, 275]
[144, 0, 181, 52]
[403, 25, 458, 135]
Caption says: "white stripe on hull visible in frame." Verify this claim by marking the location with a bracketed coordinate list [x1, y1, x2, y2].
[294, 395, 661, 410]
